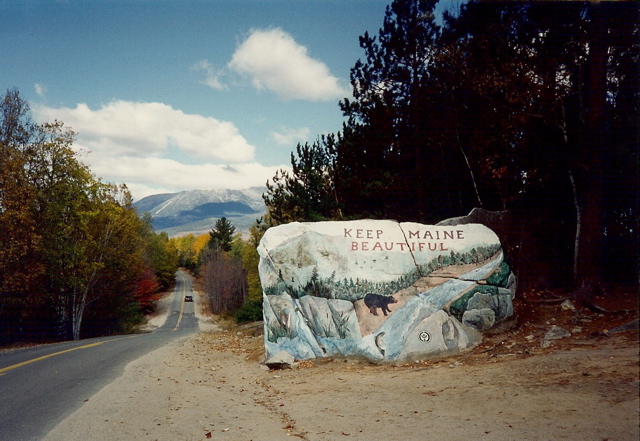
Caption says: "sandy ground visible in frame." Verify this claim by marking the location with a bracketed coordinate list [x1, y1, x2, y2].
[44, 291, 639, 441]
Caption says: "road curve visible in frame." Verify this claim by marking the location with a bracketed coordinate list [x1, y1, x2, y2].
[0, 270, 198, 441]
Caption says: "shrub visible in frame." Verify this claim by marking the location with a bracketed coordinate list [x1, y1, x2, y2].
[234, 300, 263, 323]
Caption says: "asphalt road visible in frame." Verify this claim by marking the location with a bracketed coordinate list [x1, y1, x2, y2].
[0, 270, 199, 441]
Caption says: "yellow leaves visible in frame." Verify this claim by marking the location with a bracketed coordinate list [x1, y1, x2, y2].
[193, 233, 210, 257]
[1, 89, 174, 340]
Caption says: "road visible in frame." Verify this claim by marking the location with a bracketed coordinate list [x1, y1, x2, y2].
[0, 270, 199, 441]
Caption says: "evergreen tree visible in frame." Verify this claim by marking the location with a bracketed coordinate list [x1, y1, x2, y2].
[208, 217, 236, 252]
[261, 0, 637, 293]
[338, 0, 474, 222]
[264, 135, 341, 224]
[442, 1, 638, 291]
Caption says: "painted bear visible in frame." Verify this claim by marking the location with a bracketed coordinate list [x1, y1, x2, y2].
[364, 293, 398, 316]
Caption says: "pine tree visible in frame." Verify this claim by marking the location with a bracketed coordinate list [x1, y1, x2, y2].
[338, 0, 475, 222]
[208, 217, 236, 252]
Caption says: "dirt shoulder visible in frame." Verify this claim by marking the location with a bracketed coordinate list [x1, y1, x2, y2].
[45, 290, 639, 441]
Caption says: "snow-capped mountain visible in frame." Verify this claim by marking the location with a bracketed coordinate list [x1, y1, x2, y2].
[133, 187, 267, 237]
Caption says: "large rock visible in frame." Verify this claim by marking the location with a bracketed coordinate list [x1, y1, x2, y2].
[258, 220, 516, 362]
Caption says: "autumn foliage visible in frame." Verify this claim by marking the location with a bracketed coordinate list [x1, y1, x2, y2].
[0, 89, 178, 344]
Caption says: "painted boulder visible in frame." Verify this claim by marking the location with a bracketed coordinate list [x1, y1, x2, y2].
[258, 220, 516, 362]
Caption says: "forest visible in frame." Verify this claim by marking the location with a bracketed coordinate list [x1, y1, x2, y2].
[1, 1, 637, 344]
[263, 1, 638, 298]
[0, 90, 179, 344]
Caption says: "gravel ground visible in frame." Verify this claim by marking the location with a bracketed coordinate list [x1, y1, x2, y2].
[44, 291, 639, 441]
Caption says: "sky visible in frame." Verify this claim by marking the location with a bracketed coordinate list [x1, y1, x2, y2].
[1, 0, 453, 201]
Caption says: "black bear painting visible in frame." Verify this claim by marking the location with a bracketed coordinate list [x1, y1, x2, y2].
[364, 293, 398, 316]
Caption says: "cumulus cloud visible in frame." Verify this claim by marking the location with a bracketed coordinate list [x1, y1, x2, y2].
[31, 101, 282, 201]
[33, 100, 254, 162]
[228, 28, 350, 101]
[270, 126, 310, 146]
[91, 156, 284, 200]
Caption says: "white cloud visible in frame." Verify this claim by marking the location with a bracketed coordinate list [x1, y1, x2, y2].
[33, 101, 254, 162]
[31, 101, 281, 201]
[90, 156, 285, 200]
[191, 59, 226, 90]
[34, 83, 47, 99]
[270, 126, 310, 146]
[228, 28, 350, 102]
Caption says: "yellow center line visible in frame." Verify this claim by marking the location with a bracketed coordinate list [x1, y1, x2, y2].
[172, 272, 187, 332]
[0, 337, 134, 376]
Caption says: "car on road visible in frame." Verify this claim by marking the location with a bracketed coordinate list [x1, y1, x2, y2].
[184, 295, 193, 302]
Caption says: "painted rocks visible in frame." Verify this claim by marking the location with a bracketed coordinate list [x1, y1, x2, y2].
[258, 220, 516, 362]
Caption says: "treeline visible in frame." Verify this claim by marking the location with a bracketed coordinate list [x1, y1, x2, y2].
[169, 217, 264, 323]
[263, 1, 638, 294]
[0, 90, 178, 344]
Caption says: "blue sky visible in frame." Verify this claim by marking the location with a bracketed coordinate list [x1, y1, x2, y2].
[1, 0, 454, 201]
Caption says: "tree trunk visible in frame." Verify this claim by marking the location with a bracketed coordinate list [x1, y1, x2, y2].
[574, 0, 608, 299]
[457, 129, 483, 208]
[72, 301, 84, 341]
[569, 171, 581, 284]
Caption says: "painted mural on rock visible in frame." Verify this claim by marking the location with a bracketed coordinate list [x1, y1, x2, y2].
[257, 220, 516, 362]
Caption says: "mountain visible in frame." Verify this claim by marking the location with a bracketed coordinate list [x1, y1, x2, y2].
[134, 187, 267, 237]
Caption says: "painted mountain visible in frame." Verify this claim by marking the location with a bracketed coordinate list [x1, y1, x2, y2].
[133, 187, 267, 237]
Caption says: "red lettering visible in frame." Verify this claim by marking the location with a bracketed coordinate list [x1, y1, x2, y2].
[348, 231, 458, 252]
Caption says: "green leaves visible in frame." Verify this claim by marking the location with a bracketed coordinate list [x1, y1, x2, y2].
[0, 89, 177, 342]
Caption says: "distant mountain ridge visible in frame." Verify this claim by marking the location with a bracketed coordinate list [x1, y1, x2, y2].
[134, 187, 267, 237]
